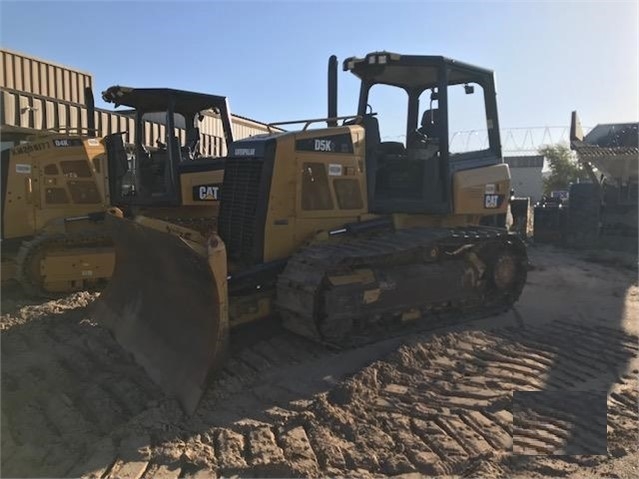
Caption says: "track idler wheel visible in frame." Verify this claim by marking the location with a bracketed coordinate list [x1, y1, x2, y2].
[486, 239, 528, 302]
[493, 252, 517, 291]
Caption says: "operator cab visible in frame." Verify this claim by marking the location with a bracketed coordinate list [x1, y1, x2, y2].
[102, 86, 234, 206]
[344, 52, 502, 214]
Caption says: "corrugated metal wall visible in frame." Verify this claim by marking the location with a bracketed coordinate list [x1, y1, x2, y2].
[232, 118, 274, 143]
[0, 89, 272, 155]
[1, 48, 278, 155]
[1, 49, 92, 105]
[1, 89, 91, 134]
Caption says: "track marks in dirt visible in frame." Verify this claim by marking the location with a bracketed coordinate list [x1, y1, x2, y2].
[69, 317, 638, 478]
[512, 391, 609, 455]
[3, 247, 638, 479]
[0, 307, 162, 478]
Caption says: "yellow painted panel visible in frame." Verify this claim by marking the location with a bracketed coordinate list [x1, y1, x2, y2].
[453, 163, 511, 216]
[262, 126, 368, 262]
[41, 248, 115, 283]
[180, 168, 224, 205]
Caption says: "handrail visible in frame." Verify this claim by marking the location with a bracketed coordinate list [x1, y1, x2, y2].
[25, 127, 101, 140]
[266, 115, 362, 134]
[44, 127, 100, 134]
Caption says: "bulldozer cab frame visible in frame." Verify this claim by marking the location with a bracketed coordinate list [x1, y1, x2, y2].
[344, 52, 503, 215]
[0, 89, 107, 243]
[102, 86, 234, 207]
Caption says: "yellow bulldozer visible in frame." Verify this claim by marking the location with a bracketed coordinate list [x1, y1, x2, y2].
[1, 86, 234, 295]
[95, 52, 529, 413]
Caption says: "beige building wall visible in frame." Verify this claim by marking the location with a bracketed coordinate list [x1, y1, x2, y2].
[504, 156, 545, 202]
[1, 48, 93, 105]
[0, 48, 277, 153]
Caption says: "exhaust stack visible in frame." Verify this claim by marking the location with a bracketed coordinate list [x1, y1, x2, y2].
[327, 55, 338, 127]
[85, 87, 96, 138]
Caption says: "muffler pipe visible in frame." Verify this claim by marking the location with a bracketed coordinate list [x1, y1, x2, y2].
[85, 87, 96, 138]
[327, 55, 338, 127]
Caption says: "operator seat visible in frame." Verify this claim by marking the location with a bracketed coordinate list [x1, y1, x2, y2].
[345, 114, 383, 157]
[362, 115, 381, 153]
[379, 141, 406, 156]
[408, 109, 440, 149]
[183, 127, 201, 160]
[418, 108, 440, 140]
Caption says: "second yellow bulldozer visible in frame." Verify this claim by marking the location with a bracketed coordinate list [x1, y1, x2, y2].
[96, 52, 528, 413]
[1, 86, 234, 295]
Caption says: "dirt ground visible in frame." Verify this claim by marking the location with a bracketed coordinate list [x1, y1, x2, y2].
[1, 244, 637, 478]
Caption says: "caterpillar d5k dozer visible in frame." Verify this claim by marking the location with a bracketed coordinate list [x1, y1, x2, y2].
[1, 86, 234, 296]
[95, 52, 528, 413]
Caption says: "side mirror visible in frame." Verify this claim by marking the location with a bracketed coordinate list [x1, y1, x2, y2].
[464, 84, 475, 94]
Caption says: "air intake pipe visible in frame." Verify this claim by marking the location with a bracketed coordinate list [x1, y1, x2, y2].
[327, 55, 338, 127]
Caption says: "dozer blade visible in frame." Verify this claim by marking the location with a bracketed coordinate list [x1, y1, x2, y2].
[93, 211, 229, 414]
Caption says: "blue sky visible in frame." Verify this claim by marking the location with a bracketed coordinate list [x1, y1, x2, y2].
[1, 0, 637, 143]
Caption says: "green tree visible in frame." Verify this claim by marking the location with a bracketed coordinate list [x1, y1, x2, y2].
[540, 144, 590, 195]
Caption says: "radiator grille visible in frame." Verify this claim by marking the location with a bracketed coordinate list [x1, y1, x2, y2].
[218, 157, 264, 262]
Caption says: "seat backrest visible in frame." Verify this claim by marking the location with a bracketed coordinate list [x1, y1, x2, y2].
[378, 141, 406, 156]
[186, 127, 201, 158]
[420, 108, 441, 138]
[362, 115, 381, 153]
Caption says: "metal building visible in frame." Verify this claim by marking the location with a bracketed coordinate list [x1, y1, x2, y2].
[0, 48, 276, 154]
[504, 155, 545, 202]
